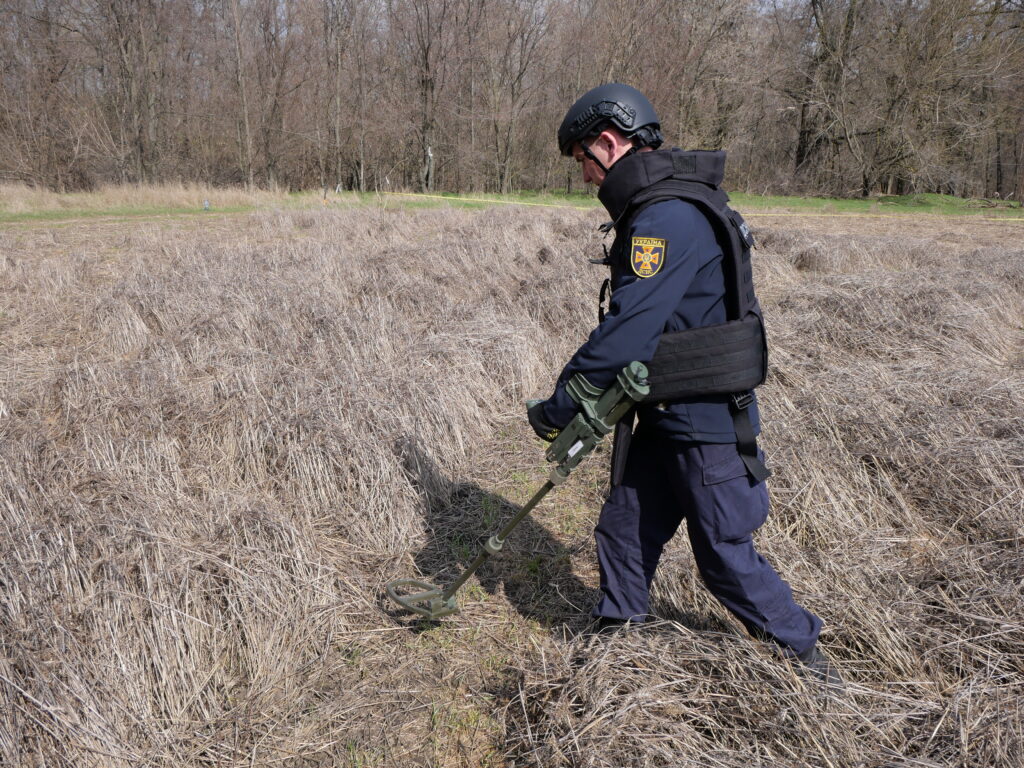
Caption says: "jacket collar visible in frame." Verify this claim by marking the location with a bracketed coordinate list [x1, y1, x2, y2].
[597, 148, 727, 223]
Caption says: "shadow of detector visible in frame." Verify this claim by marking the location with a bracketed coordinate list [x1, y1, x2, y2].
[386, 362, 650, 621]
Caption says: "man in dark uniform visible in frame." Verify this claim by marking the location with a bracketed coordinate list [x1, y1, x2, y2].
[527, 83, 840, 684]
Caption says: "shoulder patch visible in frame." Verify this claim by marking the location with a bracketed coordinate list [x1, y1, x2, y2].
[630, 236, 667, 278]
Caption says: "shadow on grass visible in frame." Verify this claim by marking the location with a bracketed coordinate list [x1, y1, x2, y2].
[395, 439, 598, 633]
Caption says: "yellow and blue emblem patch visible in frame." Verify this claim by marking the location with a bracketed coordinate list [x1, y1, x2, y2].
[631, 236, 667, 278]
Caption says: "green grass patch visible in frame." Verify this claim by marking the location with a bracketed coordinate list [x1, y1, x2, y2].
[0, 204, 255, 224]
[5, 187, 1022, 224]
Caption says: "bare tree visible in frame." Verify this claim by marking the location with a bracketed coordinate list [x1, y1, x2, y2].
[388, 0, 463, 191]
[226, 0, 255, 188]
[480, 0, 550, 192]
[0, 0, 1021, 196]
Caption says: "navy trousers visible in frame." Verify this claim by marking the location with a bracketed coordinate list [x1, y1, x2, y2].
[593, 429, 822, 655]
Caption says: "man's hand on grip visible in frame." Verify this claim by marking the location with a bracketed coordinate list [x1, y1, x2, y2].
[527, 400, 561, 442]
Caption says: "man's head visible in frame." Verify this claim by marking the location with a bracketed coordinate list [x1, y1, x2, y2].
[558, 83, 663, 186]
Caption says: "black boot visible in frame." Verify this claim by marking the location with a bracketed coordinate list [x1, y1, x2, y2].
[586, 616, 632, 635]
[794, 644, 844, 690]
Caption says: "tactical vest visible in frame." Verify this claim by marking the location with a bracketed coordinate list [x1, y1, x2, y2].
[598, 148, 771, 481]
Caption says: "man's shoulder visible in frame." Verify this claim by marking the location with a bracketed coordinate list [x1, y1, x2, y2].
[629, 198, 717, 244]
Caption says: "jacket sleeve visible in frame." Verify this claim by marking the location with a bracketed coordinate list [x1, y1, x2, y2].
[539, 200, 719, 427]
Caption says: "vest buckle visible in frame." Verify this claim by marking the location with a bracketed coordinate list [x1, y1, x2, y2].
[731, 392, 754, 410]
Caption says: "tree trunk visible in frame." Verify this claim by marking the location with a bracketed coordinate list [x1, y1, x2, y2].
[230, 0, 254, 189]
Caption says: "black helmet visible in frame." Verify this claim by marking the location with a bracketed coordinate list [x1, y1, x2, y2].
[557, 83, 663, 156]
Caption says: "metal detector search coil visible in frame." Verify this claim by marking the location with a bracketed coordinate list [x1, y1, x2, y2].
[386, 362, 650, 621]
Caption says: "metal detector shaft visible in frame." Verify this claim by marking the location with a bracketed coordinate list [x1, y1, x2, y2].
[437, 480, 555, 602]
[385, 478, 560, 620]
[387, 361, 650, 620]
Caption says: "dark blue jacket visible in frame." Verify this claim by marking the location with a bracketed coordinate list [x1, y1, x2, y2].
[539, 198, 759, 443]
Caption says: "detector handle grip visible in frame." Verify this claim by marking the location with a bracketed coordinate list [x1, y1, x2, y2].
[544, 362, 649, 478]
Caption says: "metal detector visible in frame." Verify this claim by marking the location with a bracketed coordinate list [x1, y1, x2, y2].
[386, 361, 650, 620]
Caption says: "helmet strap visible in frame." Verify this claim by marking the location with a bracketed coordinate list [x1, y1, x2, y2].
[583, 138, 638, 175]
[581, 140, 609, 174]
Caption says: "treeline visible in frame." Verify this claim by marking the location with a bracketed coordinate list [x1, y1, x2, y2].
[2, 0, 1022, 198]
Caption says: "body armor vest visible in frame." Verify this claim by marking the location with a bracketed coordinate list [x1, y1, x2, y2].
[599, 148, 771, 481]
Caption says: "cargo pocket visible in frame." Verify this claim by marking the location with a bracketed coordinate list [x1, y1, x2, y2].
[699, 443, 769, 542]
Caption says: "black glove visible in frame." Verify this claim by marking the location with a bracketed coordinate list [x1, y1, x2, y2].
[527, 400, 561, 442]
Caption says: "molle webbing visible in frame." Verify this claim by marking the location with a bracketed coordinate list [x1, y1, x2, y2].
[644, 315, 765, 401]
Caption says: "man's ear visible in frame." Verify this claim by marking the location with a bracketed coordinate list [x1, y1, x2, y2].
[594, 129, 619, 155]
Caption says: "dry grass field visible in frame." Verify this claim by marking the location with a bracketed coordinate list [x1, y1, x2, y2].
[1, 200, 1022, 767]
[0, 183, 282, 217]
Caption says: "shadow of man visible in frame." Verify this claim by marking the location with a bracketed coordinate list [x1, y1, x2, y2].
[396, 438, 598, 632]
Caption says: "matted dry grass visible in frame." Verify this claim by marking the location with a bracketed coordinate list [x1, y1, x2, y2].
[0, 182, 287, 215]
[1, 204, 1022, 767]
